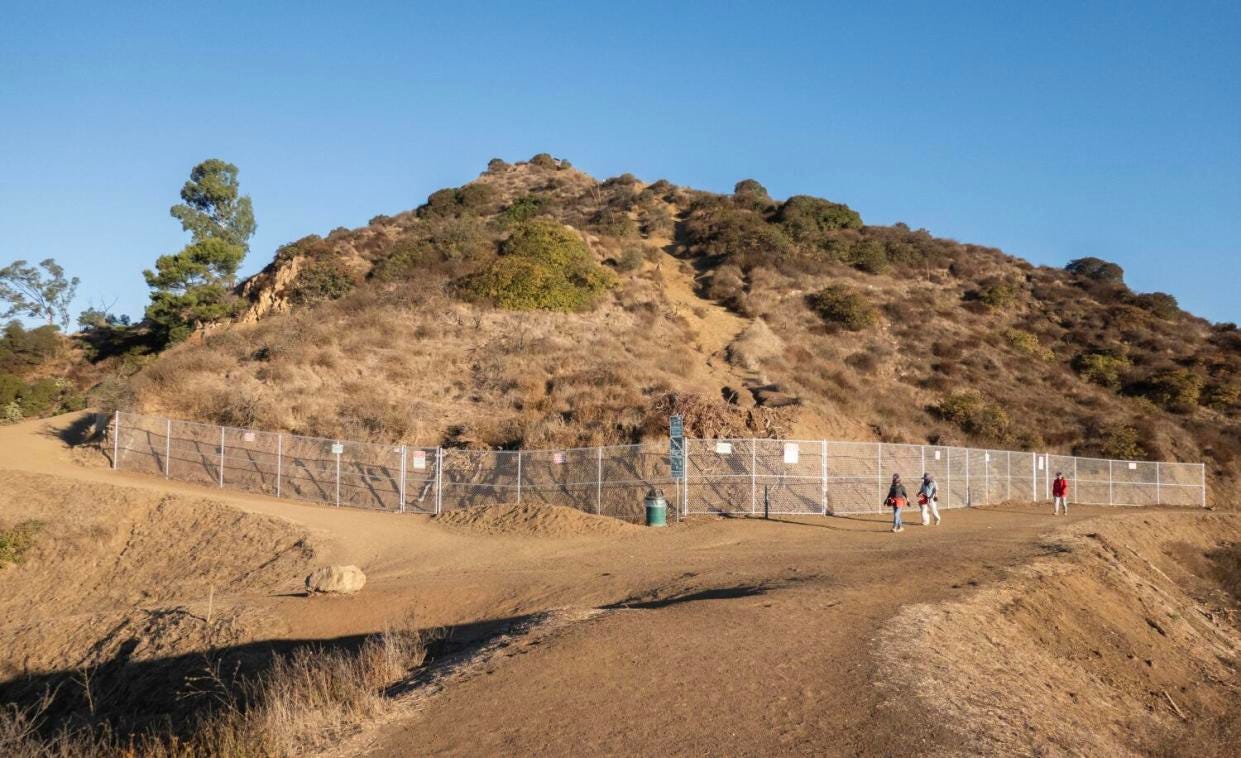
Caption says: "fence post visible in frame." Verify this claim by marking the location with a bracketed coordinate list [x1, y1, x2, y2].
[276, 433, 283, 498]
[596, 446, 602, 515]
[1031, 453, 1036, 501]
[877, 444, 883, 504]
[164, 418, 171, 479]
[1200, 463, 1206, 508]
[965, 451, 970, 507]
[750, 439, 757, 515]
[435, 447, 444, 515]
[112, 410, 120, 470]
[335, 443, 341, 506]
[946, 448, 951, 507]
[920, 445, 925, 480]
[218, 426, 225, 488]
[820, 440, 828, 516]
[516, 451, 522, 505]
[1005, 451, 1011, 502]
[1073, 457, 1078, 504]
[985, 451, 990, 506]
[399, 445, 407, 513]
[1108, 459, 1114, 505]
[682, 438, 690, 516]
[1155, 462, 1161, 505]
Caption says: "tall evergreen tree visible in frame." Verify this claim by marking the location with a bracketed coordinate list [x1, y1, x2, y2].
[145, 159, 256, 344]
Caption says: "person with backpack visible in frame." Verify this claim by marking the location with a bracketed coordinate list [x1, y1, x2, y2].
[1052, 472, 1069, 515]
[918, 473, 941, 526]
[885, 473, 909, 533]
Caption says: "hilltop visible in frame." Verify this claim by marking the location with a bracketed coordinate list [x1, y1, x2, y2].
[115, 154, 1239, 498]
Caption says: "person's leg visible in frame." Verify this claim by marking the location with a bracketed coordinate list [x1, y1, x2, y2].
[892, 507, 902, 531]
[920, 501, 929, 526]
[930, 497, 941, 524]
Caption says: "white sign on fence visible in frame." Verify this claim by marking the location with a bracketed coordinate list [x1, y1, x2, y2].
[784, 442, 799, 464]
[934, 450, 941, 461]
[1128, 462, 1137, 470]
[715, 441, 733, 454]
[1038, 456, 1045, 470]
[331, 443, 344, 455]
[412, 450, 426, 470]
[553, 452, 566, 464]
[243, 431, 256, 443]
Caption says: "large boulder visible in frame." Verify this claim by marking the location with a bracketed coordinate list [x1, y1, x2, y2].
[305, 565, 366, 594]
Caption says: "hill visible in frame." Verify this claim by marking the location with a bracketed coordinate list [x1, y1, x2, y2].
[116, 154, 1240, 500]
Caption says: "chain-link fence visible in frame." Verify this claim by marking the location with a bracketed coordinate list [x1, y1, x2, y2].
[109, 412, 1207, 521]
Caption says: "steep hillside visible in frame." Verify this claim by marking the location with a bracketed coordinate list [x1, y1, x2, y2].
[119, 154, 1240, 498]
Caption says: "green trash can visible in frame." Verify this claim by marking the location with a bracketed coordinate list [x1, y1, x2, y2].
[644, 488, 668, 527]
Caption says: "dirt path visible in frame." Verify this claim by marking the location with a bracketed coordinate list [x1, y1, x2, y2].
[1, 414, 1228, 755]
[651, 247, 756, 400]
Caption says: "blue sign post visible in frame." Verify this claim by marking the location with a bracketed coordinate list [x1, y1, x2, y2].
[669, 415, 685, 480]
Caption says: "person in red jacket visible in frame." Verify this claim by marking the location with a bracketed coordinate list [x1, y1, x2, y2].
[1052, 472, 1069, 515]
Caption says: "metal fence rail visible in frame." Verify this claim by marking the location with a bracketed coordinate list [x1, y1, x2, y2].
[109, 412, 1207, 521]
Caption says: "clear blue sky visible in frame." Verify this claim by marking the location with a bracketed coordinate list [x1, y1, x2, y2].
[2, 1, 1238, 324]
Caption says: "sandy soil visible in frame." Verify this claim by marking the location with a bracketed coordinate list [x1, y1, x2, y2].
[1, 412, 1239, 755]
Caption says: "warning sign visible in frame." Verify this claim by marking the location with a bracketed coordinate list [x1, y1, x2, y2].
[412, 450, 427, 470]
[553, 452, 566, 464]
[243, 431, 256, 443]
[783, 442, 799, 464]
[330, 443, 344, 455]
[715, 441, 733, 454]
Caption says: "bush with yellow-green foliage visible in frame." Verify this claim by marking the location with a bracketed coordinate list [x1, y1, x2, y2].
[1004, 329, 1053, 361]
[1132, 368, 1204, 414]
[1100, 423, 1145, 459]
[0, 520, 41, 566]
[1072, 352, 1131, 389]
[467, 220, 614, 311]
[935, 390, 1011, 442]
[807, 285, 878, 330]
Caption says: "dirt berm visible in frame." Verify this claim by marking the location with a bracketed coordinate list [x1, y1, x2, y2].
[877, 512, 1241, 757]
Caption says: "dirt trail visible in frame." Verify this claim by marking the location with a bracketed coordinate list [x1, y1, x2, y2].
[652, 248, 756, 400]
[2, 413, 1237, 755]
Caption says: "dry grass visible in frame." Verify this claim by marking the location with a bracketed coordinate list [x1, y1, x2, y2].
[0, 615, 430, 758]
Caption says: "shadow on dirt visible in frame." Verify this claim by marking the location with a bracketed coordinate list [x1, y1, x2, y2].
[0, 613, 534, 746]
[604, 585, 768, 610]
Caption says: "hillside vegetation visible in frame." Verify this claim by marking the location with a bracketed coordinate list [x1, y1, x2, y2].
[115, 154, 1239, 499]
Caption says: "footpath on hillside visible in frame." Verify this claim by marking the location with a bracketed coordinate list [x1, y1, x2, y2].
[1, 413, 1238, 756]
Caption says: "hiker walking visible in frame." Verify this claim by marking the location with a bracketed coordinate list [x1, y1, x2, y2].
[1052, 472, 1069, 515]
[918, 473, 941, 526]
[885, 473, 909, 533]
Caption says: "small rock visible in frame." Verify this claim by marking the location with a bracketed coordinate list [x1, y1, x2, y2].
[305, 565, 366, 594]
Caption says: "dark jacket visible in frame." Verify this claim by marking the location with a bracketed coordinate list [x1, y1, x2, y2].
[886, 482, 908, 507]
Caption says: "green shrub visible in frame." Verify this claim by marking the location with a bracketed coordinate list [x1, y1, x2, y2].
[1100, 423, 1144, 459]
[0, 520, 42, 566]
[288, 259, 356, 306]
[0, 373, 21, 405]
[1066, 257, 1124, 284]
[1204, 382, 1240, 410]
[935, 390, 1011, 441]
[486, 157, 509, 172]
[1004, 329, 1053, 360]
[848, 239, 888, 274]
[19, 378, 60, 416]
[683, 206, 792, 270]
[417, 184, 496, 218]
[808, 285, 878, 330]
[775, 195, 864, 244]
[371, 236, 427, 282]
[614, 243, 645, 273]
[500, 195, 549, 226]
[529, 153, 557, 169]
[1133, 368, 1204, 413]
[1132, 292, 1179, 320]
[467, 220, 614, 311]
[1072, 352, 1132, 389]
[0, 321, 62, 373]
[969, 280, 1018, 310]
